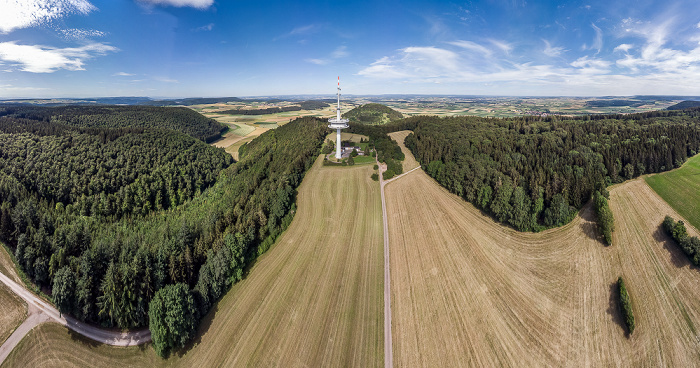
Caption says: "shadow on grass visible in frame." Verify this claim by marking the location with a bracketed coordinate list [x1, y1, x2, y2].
[606, 281, 630, 338]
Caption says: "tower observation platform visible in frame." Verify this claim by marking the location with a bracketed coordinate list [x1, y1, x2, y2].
[328, 76, 349, 160]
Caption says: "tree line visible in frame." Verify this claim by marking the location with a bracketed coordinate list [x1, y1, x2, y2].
[0, 105, 327, 356]
[346, 123, 404, 179]
[662, 215, 700, 266]
[400, 110, 700, 231]
[0, 105, 226, 143]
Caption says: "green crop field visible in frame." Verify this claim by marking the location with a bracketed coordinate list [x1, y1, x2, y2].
[1, 156, 384, 368]
[645, 154, 700, 231]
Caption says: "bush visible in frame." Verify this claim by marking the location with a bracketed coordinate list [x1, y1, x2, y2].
[373, 164, 379, 170]
[383, 169, 395, 180]
[618, 277, 635, 334]
[371, 173, 379, 181]
[593, 191, 615, 245]
[662, 215, 700, 266]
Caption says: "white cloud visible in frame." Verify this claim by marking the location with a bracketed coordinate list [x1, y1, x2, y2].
[590, 23, 603, 53]
[0, 0, 96, 33]
[59, 28, 105, 41]
[138, 0, 213, 9]
[570, 56, 610, 74]
[402, 46, 460, 73]
[543, 40, 565, 57]
[489, 39, 513, 54]
[113, 72, 134, 76]
[0, 42, 117, 73]
[153, 76, 178, 83]
[613, 44, 633, 53]
[331, 46, 349, 58]
[193, 23, 214, 32]
[448, 40, 492, 56]
[305, 58, 328, 65]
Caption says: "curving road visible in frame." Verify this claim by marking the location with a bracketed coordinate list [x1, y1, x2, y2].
[0, 272, 150, 363]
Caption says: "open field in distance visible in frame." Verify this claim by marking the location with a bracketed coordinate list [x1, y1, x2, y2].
[645, 153, 700, 232]
[2, 156, 384, 368]
[385, 161, 700, 366]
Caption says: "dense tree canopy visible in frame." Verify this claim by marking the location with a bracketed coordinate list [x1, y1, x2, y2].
[0, 105, 226, 142]
[0, 104, 327, 349]
[402, 110, 700, 231]
[343, 103, 404, 125]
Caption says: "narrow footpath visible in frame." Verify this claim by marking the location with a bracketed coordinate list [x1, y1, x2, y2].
[0, 272, 151, 365]
[379, 162, 421, 368]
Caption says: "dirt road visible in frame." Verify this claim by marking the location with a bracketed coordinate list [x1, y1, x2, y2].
[0, 271, 150, 365]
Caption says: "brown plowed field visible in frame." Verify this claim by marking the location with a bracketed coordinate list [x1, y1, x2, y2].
[386, 172, 700, 367]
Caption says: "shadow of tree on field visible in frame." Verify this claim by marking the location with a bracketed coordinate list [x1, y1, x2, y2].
[172, 302, 221, 358]
[606, 281, 629, 338]
[578, 202, 602, 244]
[653, 225, 697, 270]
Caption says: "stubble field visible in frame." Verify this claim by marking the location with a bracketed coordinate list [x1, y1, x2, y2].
[2, 156, 384, 367]
[386, 131, 419, 171]
[385, 164, 700, 366]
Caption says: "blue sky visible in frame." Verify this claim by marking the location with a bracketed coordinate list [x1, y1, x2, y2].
[1, 0, 700, 98]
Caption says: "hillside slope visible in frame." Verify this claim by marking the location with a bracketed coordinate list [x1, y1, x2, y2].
[343, 103, 403, 125]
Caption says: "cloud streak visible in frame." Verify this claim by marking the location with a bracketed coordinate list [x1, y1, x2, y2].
[0, 0, 96, 33]
[0, 42, 117, 73]
[138, 0, 213, 9]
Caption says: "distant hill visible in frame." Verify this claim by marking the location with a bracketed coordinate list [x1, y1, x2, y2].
[667, 100, 700, 110]
[585, 99, 644, 108]
[343, 103, 403, 124]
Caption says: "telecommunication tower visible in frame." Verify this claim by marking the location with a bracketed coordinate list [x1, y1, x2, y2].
[328, 76, 349, 159]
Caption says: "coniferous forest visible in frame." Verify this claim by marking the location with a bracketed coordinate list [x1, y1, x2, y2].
[402, 109, 700, 231]
[0, 106, 327, 355]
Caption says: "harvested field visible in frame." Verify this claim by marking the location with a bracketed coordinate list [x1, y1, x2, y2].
[387, 131, 419, 171]
[2, 156, 384, 367]
[0, 282, 26, 346]
[645, 153, 700, 231]
[1, 323, 161, 368]
[386, 171, 700, 367]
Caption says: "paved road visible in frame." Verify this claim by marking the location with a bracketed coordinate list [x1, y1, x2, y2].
[379, 162, 421, 368]
[0, 272, 151, 364]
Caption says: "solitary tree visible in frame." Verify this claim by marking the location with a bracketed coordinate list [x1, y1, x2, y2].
[149, 283, 199, 357]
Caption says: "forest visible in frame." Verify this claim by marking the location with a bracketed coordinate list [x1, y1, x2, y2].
[0, 105, 327, 356]
[343, 103, 404, 125]
[0, 105, 227, 143]
[402, 109, 700, 231]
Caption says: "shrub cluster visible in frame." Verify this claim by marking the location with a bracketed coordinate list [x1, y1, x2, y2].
[662, 216, 700, 265]
[618, 277, 635, 334]
[593, 191, 615, 245]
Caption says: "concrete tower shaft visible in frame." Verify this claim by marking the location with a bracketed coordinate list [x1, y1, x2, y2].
[328, 76, 349, 160]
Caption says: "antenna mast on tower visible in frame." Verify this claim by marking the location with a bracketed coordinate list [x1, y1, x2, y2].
[328, 76, 349, 160]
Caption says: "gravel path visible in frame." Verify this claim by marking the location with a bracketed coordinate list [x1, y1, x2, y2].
[0, 272, 151, 365]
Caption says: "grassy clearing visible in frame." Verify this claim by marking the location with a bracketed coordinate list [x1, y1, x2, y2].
[324, 132, 369, 144]
[386, 171, 700, 366]
[2, 156, 384, 367]
[387, 130, 420, 171]
[0, 282, 26, 346]
[645, 153, 700, 231]
[353, 155, 375, 165]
